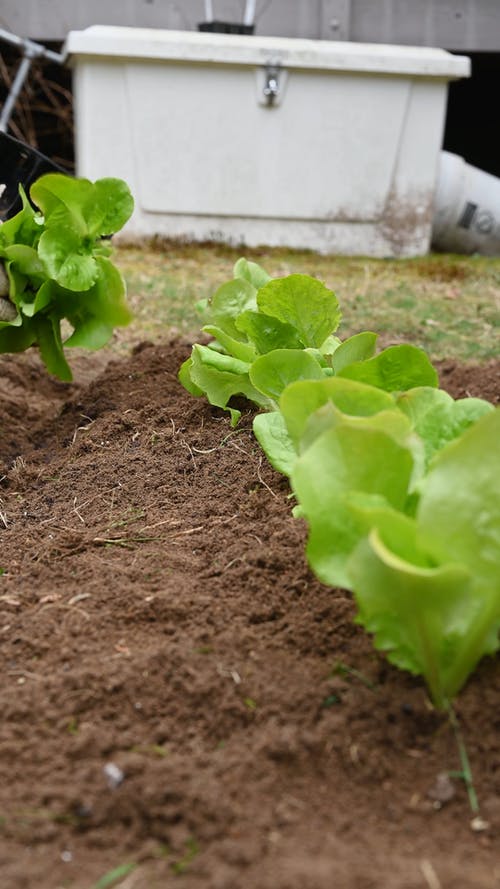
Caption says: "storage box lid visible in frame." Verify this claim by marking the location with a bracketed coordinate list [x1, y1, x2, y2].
[64, 25, 470, 79]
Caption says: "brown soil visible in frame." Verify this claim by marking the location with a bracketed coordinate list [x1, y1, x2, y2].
[0, 342, 499, 889]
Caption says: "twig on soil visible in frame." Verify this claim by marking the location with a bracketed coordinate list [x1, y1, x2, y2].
[7, 668, 42, 682]
[139, 518, 182, 532]
[166, 526, 204, 539]
[0, 594, 21, 606]
[207, 513, 239, 529]
[36, 601, 91, 621]
[68, 593, 91, 605]
[180, 438, 197, 466]
[419, 859, 442, 889]
[92, 535, 160, 549]
[222, 556, 245, 571]
[257, 455, 278, 498]
[73, 496, 85, 525]
[217, 664, 242, 684]
[70, 415, 94, 445]
[227, 439, 254, 458]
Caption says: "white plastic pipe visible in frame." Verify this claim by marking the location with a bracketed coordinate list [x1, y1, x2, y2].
[432, 151, 500, 255]
[204, 1, 214, 22]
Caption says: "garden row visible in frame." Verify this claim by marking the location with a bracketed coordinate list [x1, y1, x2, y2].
[179, 258, 500, 715]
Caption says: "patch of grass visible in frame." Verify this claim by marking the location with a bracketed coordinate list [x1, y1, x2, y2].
[113, 243, 500, 363]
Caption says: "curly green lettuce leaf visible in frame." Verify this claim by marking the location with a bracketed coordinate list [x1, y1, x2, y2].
[331, 331, 378, 374]
[64, 257, 132, 349]
[235, 310, 303, 354]
[233, 257, 271, 289]
[178, 356, 203, 397]
[205, 278, 258, 342]
[186, 343, 272, 425]
[30, 174, 134, 239]
[291, 418, 415, 589]
[202, 325, 257, 363]
[252, 411, 296, 476]
[31, 174, 134, 292]
[417, 408, 500, 586]
[396, 386, 494, 466]
[338, 343, 438, 391]
[256, 274, 342, 348]
[37, 223, 100, 292]
[249, 349, 325, 403]
[0, 185, 41, 249]
[3, 244, 46, 285]
[280, 377, 396, 452]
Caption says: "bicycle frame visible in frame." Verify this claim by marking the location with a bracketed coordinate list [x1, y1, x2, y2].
[0, 28, 65, 133]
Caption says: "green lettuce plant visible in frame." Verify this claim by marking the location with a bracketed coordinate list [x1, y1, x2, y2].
[179, 258, 437, 426]
[257, 374, 493, 481]
[349, 409, 500, 710]
[0, 173, 134, 380]
[288, 379, 498, 709]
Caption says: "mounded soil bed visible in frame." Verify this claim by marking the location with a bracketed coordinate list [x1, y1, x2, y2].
[0, 341, 499, 889]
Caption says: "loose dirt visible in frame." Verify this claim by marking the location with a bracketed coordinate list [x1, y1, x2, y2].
[0, 342, 498, 889]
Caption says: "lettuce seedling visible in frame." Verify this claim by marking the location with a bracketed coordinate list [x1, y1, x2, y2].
[254, 364, 494, 483]
[349, 408, 500, 708]
[0, 173, 134, 380]
[179, 258, 438, 426]
[288, 376, 498, 708]
[179, 261, 343, 424]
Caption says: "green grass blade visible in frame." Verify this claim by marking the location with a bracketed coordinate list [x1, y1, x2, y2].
[90, 862, 137, 889]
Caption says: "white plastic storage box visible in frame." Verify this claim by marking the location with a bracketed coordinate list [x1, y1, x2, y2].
[64, 26, 469, 256]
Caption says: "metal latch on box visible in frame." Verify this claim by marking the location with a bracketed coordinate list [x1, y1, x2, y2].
[263, 63, 280, 105]
[258, 62, 287, 107]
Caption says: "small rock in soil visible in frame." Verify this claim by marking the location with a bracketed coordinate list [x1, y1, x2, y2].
[103, 761, 125, 789]
[427, 771, 455, 805]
